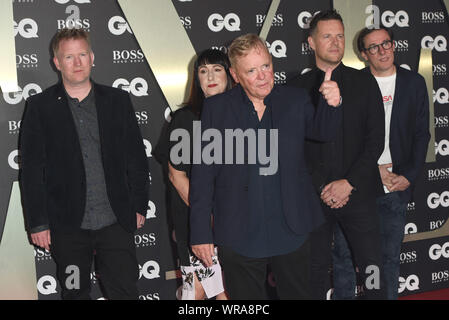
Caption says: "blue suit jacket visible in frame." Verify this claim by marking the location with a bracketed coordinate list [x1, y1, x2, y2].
[189, 84, 341, 248]
[365, 66, 430, 202]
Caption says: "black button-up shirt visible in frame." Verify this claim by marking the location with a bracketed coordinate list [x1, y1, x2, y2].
[67, 87, 117, 230]
[233, 86, 306, 258]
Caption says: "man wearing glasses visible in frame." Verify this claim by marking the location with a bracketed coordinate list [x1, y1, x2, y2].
[332, 26, 430, 300]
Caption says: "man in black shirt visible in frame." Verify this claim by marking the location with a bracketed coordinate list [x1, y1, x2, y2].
[289, 10, 385, 299]
[20, 28, 149, 299]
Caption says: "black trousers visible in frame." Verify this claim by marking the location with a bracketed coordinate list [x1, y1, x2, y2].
[218, 238, 311, 300]
[51, 223, 139, 300]
[310, 204, 385, 300]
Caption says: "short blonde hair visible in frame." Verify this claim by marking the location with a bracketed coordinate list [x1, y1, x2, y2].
[51, 28, 91, 56]
[228, 33, 270, 67]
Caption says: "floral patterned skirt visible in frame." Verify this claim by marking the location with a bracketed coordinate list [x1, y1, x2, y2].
[180, 247, 225, 300]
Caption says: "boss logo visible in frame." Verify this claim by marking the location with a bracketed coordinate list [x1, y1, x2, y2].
[433, 64, 447, 76]
[139, 292, 160, 300]
[429, 242, 449, 260]
[421, 35, 447, 52]
[430, 219, 446, 230]
[407, 202, 415, 211]
[399, 251, 417, 264]
[398, 275, 419, 293]
[207, 13, 240, 32]
[34, 247, 52, 261]
[135, 111, 148, 124]
[112, 78, 148, 97]
[435, 116, 449, 128]
[435, 140, 449, 157]
[427, 191, 449, 209]
[256, 13, 283, 27]
[180, 16, 192, 29]
[274, 71, 286, 84]
[266, 40, 287, 58]
[16, 53, 38, 68]
[113, 49, 144, 64]
[365, 5, 409, 28]
[8, 121, 21, 134]
[55, 0, 90, 3]
[301, 42, 313, 55]
[134, 233, 156, 247]
[431, 270, 449, 283]
[108, 16, 133, 35]
[57, 18, 90, 30]
[14, 18, 38, 38]
[428, 167, 449, 180]
[393, 40, 409, 52]
[404, 223, 417, 234]
[297, 11, 319, 29]
[139, 260, 160, 280]
[422, 11, 445, 23]
[433, 88, 449, 104]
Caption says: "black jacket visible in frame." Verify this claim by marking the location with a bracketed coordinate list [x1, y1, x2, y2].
[20, 82, 149, 233]
[289, 63, 385, 208]
[362, 66, 430, 202]
[189, 84, 342, 247]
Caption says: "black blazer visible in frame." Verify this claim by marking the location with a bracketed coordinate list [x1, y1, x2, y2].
[20, 82, 149, 233]
[289, 63, 385, 208]
[189, 84, 341, 248]
[363, 66, 430, 202]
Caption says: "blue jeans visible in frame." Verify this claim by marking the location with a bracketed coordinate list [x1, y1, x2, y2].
[332, 192, 407, 300]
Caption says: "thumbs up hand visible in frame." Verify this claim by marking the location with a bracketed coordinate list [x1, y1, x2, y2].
[319, 68, 341, 107]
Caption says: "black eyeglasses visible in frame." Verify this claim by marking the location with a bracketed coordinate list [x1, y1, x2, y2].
[364, 40, 393, 55]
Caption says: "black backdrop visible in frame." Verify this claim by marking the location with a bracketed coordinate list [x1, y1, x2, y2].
[1, 0, 448, 299]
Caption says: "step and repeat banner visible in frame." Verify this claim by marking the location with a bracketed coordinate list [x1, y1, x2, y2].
[0, 0, 448, 299]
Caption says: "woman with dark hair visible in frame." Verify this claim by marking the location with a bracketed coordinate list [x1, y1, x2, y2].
[168, 49, 233, 300]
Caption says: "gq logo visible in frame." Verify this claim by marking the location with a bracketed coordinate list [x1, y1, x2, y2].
[435, 140, 449, 156]
[37, 275, 58, 295]
[404, 223, 417, 234]
[8, 150, 19, 170]
[108, 16, 133, 35]
[143, 139, 152, 158]
[297, 11, 319, 29]
[433, 88, 449, 104]
[398, 275, 419, 293]
[427, 191, 449, 209]
[2, 83, 42, 105]
[112, 78, 148, 97]
[55, 0, 90, 3]
[429, 242, 449, 260]
[139, 260, 160, 280]
[207, 13, 240, 32]
[14, 19, 38, 38]
[421, 35, 447, 52]
[266, 40, 287, 58]
[365, 5, 409, 28]
[147, 200, 156, 219]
